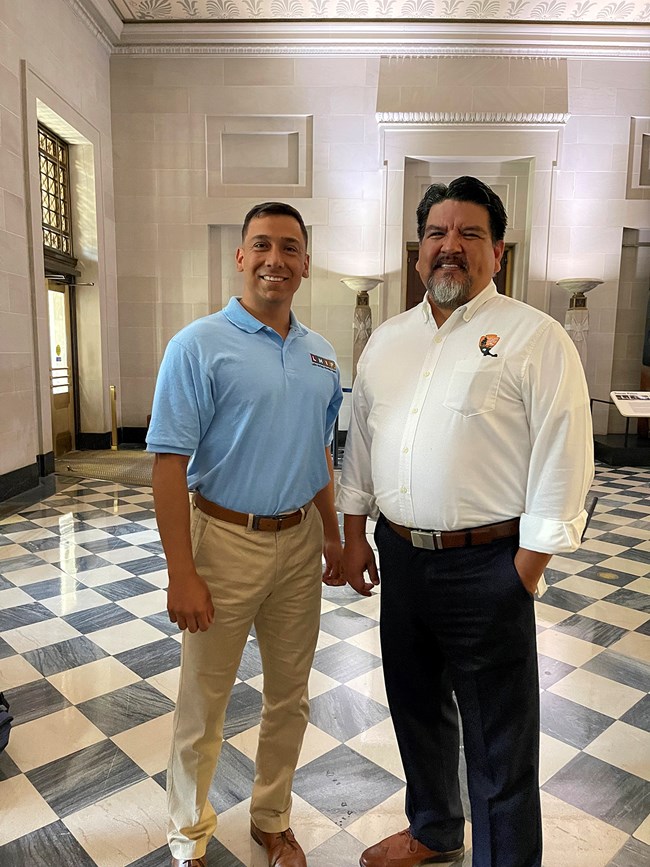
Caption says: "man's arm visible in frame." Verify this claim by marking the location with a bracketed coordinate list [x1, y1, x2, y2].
[152, 453, 214, 633]
[517, 321, 595, 592]
[342, 513, 380, 597]
[313, 448, 344, 586]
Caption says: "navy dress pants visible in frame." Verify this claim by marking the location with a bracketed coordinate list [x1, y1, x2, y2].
[375, 516, 542, 867]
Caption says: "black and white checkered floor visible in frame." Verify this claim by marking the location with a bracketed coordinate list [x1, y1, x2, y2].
[0, 466, 648, 867]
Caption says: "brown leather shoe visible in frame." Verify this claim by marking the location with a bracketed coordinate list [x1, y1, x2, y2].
[170, 858, 206, 867]
[360, 829, 464, 866]
[250, 820, 307, 866]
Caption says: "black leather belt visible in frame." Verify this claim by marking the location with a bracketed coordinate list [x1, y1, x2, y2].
[386, 517, 520, 550]
[194, 493, 311, 532]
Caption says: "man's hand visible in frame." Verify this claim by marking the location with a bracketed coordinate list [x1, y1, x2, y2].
[167, 571, 215, 633]
[322, 537, 345, 586]
[342, 535, 379, 596]
[514, 547, 552, 596]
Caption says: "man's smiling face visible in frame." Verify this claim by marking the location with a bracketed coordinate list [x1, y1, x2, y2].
[416, 199, 504, 311]
[236, 214, 310, 313]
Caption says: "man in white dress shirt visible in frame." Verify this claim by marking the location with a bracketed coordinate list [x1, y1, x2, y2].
[337, 177, 594, 867]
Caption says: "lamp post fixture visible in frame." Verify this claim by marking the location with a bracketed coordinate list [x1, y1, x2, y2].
[341, 277, 383, 379]
[556, 278, 603, 368]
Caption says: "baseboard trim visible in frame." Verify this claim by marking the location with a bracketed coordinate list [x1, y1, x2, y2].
[0, 462, 40, 503]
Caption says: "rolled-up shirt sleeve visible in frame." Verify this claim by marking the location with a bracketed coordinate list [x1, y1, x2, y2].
[518, 320, 594, 554]
[336, 363, 379, 519]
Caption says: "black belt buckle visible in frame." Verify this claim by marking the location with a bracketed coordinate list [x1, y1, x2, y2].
[250, 514, 277, 530]
[411, 529, 444, 550]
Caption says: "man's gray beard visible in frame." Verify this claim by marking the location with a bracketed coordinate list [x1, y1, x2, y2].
[426, 272, 472, 310]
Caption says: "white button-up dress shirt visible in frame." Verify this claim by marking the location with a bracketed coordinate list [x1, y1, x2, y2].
[337, 283, 594, 555]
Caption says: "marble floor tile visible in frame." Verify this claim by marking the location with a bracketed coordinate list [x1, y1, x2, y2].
[47, 656, 140, 704]
[606, 837, 650, 866]
[6, 706, 105, 773]
[39, 586, 110, 616]
[581, 649, 650, 692]
[0, 773, 59, 846]
[2, 617, 79, 653]
[554, 575, 618, 600]
[116, 588, 167, 617]
[0, 586, 35, 608]
[540, 691, 614, 750]
[112, 712, 174, 776]
[293, 743, 403, 829]
[547, 668, 645, 719]
[95, 577, 159, 602]
[579, 599, 649, 631]
[222, 683, 263, 739]
[319, 607, 378, 639]
[536, 629, 604, 666]
[78, 681, 175, 737]
[88, 618, 166, 654]
[608, 631, 650, 663]
[96, 546, 156, 564]
[63, 602, 137, 634]
[24, 635, 109, 676]
[305, 828, 366, 867]
[346, 666, 389, 706]
[540, 790, 629, 867]
[596, 556, 650, 578]
[537, 654, 576, 689]
[539, 732, 580, 787]
[306, 667, 340, 699]
[584, 720, 650, 781]
[72, 564, 135, 587]
[5, 562, 65, 586]
[621, 695, 650, 733]
[634, 812, 650, 845]
[207, 741, 256, 814]
[543, 753, 650, 834]
[312, 640, 382, 683]
[26, 739, 147, 819]
[345, 625, 382, 657]
[4, 676, 70, 725]
[309, 684, 390, 742]
[346, 717, 405, 781]
[0, 652, 42, 690]
[63, 778, 168, 867]
[625, 576, 650, 595]
[553, 613, 628, 648]
[145, 666, 180, 702]
[534, 602, 571, 628]
[115, 637, 181, 679]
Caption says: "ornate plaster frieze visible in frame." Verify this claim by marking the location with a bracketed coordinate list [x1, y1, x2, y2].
[112, 0, 650, 25]
[375, 111, 571, 123]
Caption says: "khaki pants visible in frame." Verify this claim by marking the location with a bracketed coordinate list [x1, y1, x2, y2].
[167, 502, 324, 860]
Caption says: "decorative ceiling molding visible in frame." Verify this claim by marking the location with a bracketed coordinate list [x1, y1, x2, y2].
[110, 0, 650, 25]
[66, 0, 123, 49]
[110, 21, 650, 56]
[376, 111, 571, 123]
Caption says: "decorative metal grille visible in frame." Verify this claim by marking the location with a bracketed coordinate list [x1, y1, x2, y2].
[38, 124, 73, 256]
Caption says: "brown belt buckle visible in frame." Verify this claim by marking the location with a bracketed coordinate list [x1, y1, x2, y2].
[411, 529, 444, 550]
[250, 514, 274, 530]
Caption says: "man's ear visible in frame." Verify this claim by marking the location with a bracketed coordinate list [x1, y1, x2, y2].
[302, 253, 310, 279]
[493, 240, 505, 275]
[235, 246, 244, 272]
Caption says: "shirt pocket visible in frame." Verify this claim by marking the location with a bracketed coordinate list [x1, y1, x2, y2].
[443, 357, 505, 417]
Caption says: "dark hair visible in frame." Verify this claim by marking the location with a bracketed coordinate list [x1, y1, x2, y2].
[416, 176, 507, 244]
[241, 202, 308, 248]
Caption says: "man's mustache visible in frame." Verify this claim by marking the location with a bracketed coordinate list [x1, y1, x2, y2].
[434, 256, 468, 270]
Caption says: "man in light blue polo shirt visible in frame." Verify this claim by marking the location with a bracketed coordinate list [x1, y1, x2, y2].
[147, 202, 343, 867]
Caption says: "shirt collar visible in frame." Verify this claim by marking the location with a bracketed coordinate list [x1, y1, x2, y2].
[222, 297, 308, 337]
[420, 281, 498, 326]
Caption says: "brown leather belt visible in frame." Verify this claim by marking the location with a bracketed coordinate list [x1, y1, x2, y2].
[194, 492, 311, 532]
[386, 517, 520, 550]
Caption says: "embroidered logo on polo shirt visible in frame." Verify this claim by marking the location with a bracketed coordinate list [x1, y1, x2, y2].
[479, 334, 500, 357]
[310, 353, 337, 371]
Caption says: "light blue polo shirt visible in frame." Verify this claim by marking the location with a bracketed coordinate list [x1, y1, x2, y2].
[146, 297, 343, 515]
